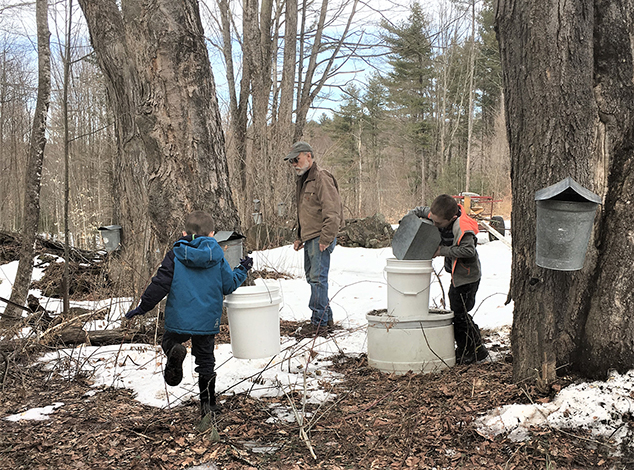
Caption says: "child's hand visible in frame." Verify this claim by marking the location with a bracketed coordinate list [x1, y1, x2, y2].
[125, 306, 145, 319]
[239, 257, 253, 271]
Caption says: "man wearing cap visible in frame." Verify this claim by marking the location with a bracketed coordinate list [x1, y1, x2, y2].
[285, 141, 344, 334]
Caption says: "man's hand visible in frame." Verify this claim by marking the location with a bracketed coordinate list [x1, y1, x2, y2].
[125, 306, 145, 319]
[433, 246, 441, 258]
[294, 240, 304, 251]
[319, 243, 328, 252]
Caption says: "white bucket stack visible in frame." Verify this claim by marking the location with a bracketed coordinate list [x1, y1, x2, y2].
[367, 258, 455, 374]
[224, 282, 282, 359]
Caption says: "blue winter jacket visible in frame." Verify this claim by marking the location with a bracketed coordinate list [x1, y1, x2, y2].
[138, 235, 247, 335]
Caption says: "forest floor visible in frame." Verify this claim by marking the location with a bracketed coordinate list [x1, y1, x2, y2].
[1, 323, 632, 470]
[0, 236, 630, 469]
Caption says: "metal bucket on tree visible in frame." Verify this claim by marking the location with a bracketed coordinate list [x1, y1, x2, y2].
[535, 177, 601, 271]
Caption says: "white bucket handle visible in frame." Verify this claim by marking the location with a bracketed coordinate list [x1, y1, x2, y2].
[261, 280, 277, 304]
[382, 270, 432, 296]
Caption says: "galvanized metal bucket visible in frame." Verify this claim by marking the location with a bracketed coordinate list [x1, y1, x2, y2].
[535, 177, 601, 271]
[392, 213, 441, 260]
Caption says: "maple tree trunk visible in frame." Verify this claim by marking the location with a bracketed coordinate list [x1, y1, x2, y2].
[497, 0, 634, 382]
[77, 0, 239, 291]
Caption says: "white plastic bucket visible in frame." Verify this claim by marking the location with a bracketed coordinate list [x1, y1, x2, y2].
[384, 258, 434, 319]
[366, 310, 455, 375]
[224, 282, 282, 359]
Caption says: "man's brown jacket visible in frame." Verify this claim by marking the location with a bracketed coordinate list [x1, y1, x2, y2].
[295, 162, 344, 246]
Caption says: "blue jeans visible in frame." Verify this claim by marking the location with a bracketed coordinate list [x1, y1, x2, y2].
[304, 237, 335, 326]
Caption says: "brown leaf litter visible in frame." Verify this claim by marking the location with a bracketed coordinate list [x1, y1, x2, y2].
[1, 326, 632, 470]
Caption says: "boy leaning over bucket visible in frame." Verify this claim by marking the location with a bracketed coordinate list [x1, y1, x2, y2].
[126, 210, 253, 418]
[409, 194, 489, 365]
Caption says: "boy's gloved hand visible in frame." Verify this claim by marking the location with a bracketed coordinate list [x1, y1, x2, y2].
[125, 306, 145, 319]
[239, 257, 253, 271]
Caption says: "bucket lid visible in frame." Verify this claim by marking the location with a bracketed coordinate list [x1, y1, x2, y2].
[213, 230, 245, 242]
[392, 213, 440, 260]
[535, 177, 601, 204]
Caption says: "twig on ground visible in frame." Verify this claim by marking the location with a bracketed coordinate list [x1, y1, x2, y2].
[279, 377, 317, 460]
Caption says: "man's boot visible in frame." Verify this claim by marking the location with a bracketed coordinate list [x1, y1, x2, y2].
[164, 343, 187, 386]
[199, 373, 220, 417]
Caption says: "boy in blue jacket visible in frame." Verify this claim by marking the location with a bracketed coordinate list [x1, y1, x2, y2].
[126, 210, 252, 417]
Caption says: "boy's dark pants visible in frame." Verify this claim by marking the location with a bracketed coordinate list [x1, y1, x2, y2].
[162, 331, 218, 415]
[448, 280, 483, 357]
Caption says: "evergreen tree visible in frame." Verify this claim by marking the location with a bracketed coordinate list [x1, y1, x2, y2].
[325, 84, 363, 213]
[380, 2, 435, 200]
[381, 2, 434, 144]
[362, 75, 388, 213]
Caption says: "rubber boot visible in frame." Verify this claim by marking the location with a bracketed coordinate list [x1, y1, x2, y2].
[453, 315, 470, 364]
[457, 316, 488, 365]
[199, 373, 220, 417]
[164, 343, 187, 386]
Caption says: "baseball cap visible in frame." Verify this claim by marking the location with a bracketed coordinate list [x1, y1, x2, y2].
[284, 141, 313, 161]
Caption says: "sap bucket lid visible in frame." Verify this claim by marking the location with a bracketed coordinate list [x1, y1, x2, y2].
[535, 177, 601, 204]
[392, 212, 441, 260]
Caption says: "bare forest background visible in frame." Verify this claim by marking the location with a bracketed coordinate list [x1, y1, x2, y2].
[0, 0, 510, 252]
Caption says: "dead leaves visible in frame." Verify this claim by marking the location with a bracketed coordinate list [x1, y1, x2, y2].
[0, 334, 625, 470]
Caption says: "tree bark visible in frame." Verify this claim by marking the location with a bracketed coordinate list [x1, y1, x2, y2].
[77, 0, 239, 289]
[62, 0, 73, 316]
[580, 0, 634, 376]
[217, 0, 249, 197]
[1, 0, 50, 326]
[243, 0, 274, 220]
[497, 0, 634, 382]
[276, 0, 297, 151]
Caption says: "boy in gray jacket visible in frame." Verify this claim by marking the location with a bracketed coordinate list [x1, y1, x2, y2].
[410, 194, 488, 364]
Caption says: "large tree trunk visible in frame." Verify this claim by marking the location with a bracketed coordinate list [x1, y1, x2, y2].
[581, 0, 634, 376]
[496, 0, 634, 383]
[1, 0, 50, 326]
[77, 0, 239, 290]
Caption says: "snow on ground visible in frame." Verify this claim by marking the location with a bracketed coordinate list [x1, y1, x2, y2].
[4, 402, 64, 422]
[3, 228, 634, 447]
[0, 258, 46, 304]
[476, 368, 634, 445]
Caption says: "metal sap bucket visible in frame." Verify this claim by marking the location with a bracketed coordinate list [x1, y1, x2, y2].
[535, 177, 601, 271]
[392, 213, 441, 260]
[98, 225, 122, 252]
[213, 231, 245, 269]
